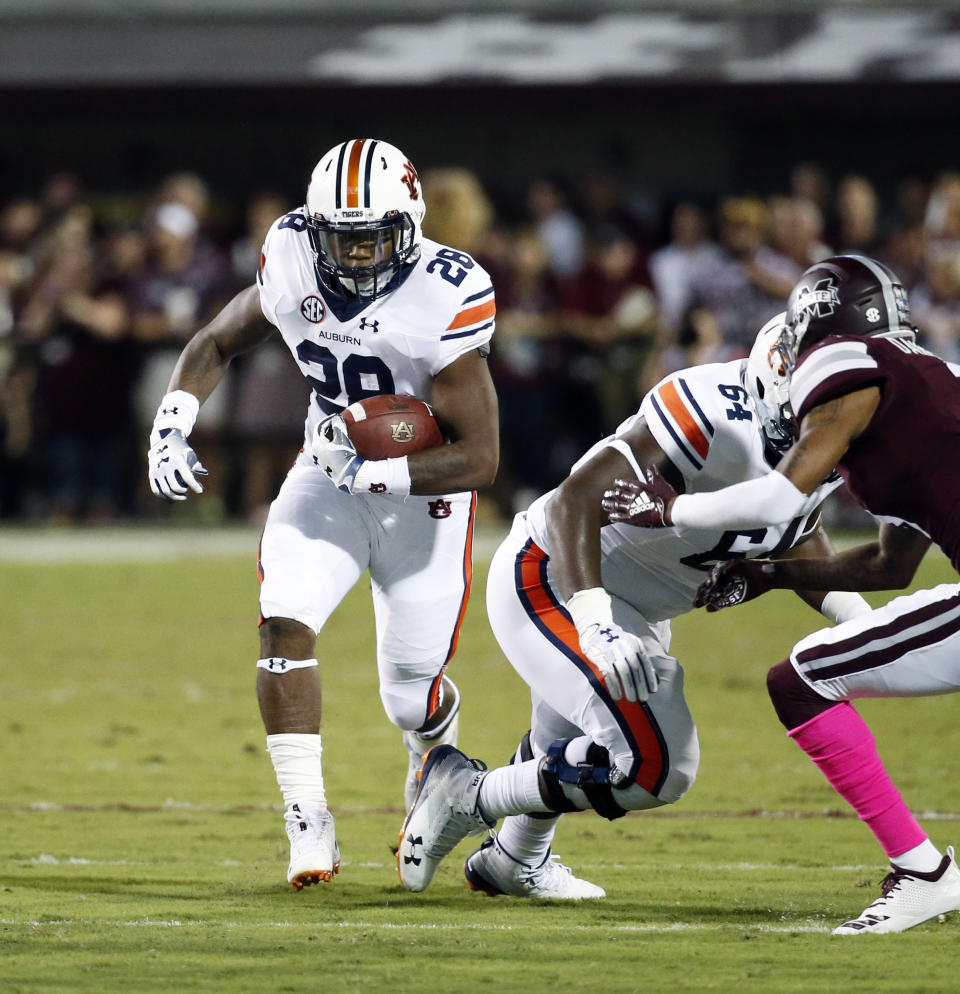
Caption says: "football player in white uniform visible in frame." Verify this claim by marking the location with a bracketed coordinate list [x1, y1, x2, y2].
[397, 314, 870, 898]
[146, 139, 498, 890]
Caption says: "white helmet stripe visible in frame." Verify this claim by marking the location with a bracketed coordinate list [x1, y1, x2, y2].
[333, 141, 349, 210]
[843, 254, 900, 330]
[362, 139, 379, 209]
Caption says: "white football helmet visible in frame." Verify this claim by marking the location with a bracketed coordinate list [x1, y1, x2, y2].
[745, 311, 797, 458]
[305, 138, 426, 300]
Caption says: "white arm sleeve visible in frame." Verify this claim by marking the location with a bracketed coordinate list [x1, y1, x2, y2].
[820, 591, 872, 624]
[669, 471, 808, 530]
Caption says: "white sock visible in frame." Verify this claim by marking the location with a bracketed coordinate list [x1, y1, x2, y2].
[266, 732, 326, 809]
[497, 813, 560, 866]
[892, 837, 944, 874]
[478, 758, 550, 819]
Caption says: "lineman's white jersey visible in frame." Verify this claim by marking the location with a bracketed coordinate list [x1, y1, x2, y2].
[257, 208, 496, 462]
[525, 359, 841, 622]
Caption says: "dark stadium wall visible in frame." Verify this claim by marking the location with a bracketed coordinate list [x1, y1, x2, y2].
[1, 81, 957, 211]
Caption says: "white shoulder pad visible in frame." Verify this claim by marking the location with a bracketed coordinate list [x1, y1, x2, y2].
[418, 239, 496, 368]
[257, 208, 310, 326]
[640, 362, 747, 475]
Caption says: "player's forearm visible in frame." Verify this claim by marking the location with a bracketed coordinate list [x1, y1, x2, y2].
[406, 439, 498, 495]
[763, 542, 914, 593]
[167, 286, 273, 404]
[167, 331, 230, 405]
[668, 470, 809, 530]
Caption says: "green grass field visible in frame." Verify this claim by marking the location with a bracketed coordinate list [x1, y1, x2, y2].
[2, 525, 959, 993]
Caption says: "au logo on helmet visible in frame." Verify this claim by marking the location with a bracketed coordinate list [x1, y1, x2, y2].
[401, 161, 420, 200]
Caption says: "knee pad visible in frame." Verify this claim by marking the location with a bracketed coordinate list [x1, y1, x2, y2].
[382, 673, 460, 734]
[381, 686, 429, 732]
[538, 738, 627, 821]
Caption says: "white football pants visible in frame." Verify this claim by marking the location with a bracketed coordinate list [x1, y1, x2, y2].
[259, 463, 476, 730]
[486, 515, 700, 811]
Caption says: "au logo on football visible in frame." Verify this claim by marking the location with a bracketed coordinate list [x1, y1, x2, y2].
[390, 420, 416, 443]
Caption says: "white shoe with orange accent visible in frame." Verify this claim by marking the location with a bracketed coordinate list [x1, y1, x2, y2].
[397, 744, 493, 892]
[464, 835, 605, 900]
[833, 846, 960, 934]
[284, 802, 340, 890]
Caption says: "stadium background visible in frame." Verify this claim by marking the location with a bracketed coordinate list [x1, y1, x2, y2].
[3, 0, 960, 525]
[5, 5, 960, 988]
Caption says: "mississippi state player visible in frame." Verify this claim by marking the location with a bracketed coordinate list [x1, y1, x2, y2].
[396, 314, 865, 899]
[608, 255, 960, 934]
[146, 139, 498, 890]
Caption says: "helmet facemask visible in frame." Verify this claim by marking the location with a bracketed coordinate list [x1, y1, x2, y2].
[306, 211, 418, 300]
[746, 312, 799, 459]
[774, 310, 810, 376]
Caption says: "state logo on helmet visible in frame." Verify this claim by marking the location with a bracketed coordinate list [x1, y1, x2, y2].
[305, 139, 426, 301]
[777, 255, 915, 372]
[745, 311, 797, 460]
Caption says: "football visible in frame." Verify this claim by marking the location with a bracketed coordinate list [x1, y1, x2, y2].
[341, 394, 444, 461]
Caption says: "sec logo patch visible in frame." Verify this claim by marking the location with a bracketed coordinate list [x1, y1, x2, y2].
[300, 295, 326, 323]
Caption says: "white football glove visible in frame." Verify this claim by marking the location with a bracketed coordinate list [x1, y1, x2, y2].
[567, 588, 659, 703]
[147, 428, 207, 502]
[312, 414, 365, 494]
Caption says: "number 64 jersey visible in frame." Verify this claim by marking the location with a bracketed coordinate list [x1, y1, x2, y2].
[526, 359, 842, 623]
[257, 208, 496, 461]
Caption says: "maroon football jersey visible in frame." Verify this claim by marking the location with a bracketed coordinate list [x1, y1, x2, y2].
[790, 334, 960, 571]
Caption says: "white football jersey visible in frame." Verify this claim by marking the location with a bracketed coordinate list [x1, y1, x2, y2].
[257, 208, 496, 458]
[525, 359, 840, 622]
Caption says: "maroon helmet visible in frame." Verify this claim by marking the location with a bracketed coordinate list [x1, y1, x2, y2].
[777, 255, 915, 371]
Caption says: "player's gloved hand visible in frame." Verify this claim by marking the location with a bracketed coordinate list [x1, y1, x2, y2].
[147, 428, 208, 502]
[312, 413, 365, 493]
[694, 558, 775, 612]
[566, 588, 659, 703]
[601, 465, 678, 528]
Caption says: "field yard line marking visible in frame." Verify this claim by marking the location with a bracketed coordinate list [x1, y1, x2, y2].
[9, 801, 960, 820]
[0, 525, 912, 565]
[10, 856, 880, 872]
[28, 855, 149, 866]
[0, 917, 832, 934]
[0, 525, 511, 564]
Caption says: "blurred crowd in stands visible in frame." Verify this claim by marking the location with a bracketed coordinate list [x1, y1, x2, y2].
[2, 161, 960, 525]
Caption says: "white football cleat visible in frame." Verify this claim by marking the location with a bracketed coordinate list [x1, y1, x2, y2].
[464, 835, 605, 900]
[402, 710, 460, 813]
[833, 845, 960, 934]
[397, 744, 493, 892]
[284, 802, 341, 891]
